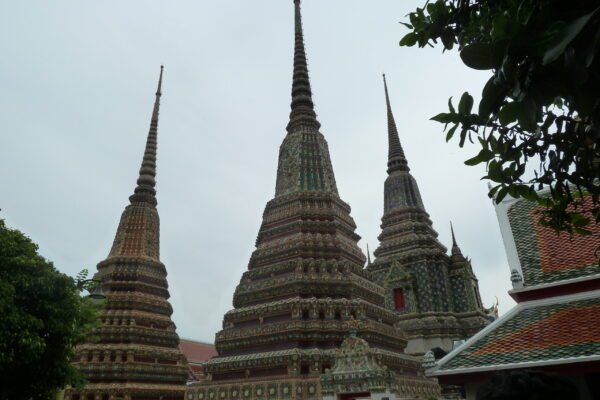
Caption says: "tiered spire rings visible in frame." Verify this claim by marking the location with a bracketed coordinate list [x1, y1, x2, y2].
[287, 0, 320, 133]
[130, 66, 163, 206]
[383, 74, 409, 174]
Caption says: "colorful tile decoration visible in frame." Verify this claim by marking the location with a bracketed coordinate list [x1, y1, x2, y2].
[508, 196, 600, 286]
[438, 297, 600, 371]
[186, 2, 440, 399]
[366, 76, 489, 347]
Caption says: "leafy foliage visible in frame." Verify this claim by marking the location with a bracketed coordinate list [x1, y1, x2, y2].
[400, 0, 600, 235]
[0, 220, 100, 400]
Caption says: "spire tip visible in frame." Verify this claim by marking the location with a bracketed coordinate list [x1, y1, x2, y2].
[383, 74, 408, 173]
[450, 222, 463, 256]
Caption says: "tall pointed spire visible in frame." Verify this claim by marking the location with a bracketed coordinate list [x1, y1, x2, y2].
[382, 74, 409, 174]
[108, 67, 164, 261]
[275, 1, 337, 196]
[450, 222, 464, 256]
[67, 66, 188, 400]
[129, 65, 163, 206]
[286, 0, 320, 133]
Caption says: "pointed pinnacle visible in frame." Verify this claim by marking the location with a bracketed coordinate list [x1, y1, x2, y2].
[450, 222, 457, 245]
[450, 222, 463, 256]
[287, 0, 320, 133]
[366, 243, 372, 265]
[129, 66, 163, 206]
[156, 65, 163, 96]
[382, 74, 409, 174]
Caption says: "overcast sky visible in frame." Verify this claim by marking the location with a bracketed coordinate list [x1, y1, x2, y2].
[0, 0, 515, 343]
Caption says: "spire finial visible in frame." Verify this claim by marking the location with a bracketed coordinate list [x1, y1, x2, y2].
[129, 66, 163, 206]
[382, 74, 409, 174]
[450, 222, 463, 256]
[366, 244, 372, 265]
[286, 0, 321, 133]
[157, 65, 164, 96]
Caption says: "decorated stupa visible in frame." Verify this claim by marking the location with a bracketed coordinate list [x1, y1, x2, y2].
[186, 1, 439, 399]
[64, 67, 189, 400]
[366, 75, 490, 355]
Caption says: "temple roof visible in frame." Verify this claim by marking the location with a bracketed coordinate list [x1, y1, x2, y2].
[429, 194, 600, 380]
[429, 290, 600, 376]
[497, 195, 600, 288]
[179, 339, 217, 364]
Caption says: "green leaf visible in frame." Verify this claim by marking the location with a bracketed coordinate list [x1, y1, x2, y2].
[431, 113, 458, 123]
[459, 128, 468, 147]
[448, 97, 455, 113]
[496, 186, 510, 202]
[574, 228, 592, 236]
[570, 212, 590, 227]
[542, 8, 599, 65]
[488, 184, 501, 198]
[464, 149, 493, 166]
[517, 95, 537, 131]
[399, 22, 413, 29]
[584, 25, 600, 67]
[460, 42, 501, 70]
[479, 76, 506, 118]
[517, 185, 539, 201]
[400, 33, 418, 47]
[446, 124, 458, 142]
[458, 92, 474, 114]
[464, 155, 482, 166]
[498, 102, 519, 125]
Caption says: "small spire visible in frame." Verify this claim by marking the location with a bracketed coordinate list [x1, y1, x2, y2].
[287, 0, 321, 133]
[366, 244, 372, 265]
[382, 74, 409, 174]
[129, 66, 163, 206]
[450, 222, 463, 256]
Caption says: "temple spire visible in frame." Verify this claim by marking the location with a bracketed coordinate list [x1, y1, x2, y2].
[383, 74, 409, 174]
[450, 222, 463, 256]
[286, 0, 320, 133]
[129, 66, 163, 206]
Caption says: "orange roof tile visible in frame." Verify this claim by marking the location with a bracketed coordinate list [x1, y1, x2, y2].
[474, 304, 600, 356]
[179, 339, 217, 363]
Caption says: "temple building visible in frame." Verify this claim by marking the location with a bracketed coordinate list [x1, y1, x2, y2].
[425, 193, 600, 400]
[366, 75, 490, 355]
[185, 1, 439, 399]
[179, 339, 218, 382]
[64, 67, 189, 400]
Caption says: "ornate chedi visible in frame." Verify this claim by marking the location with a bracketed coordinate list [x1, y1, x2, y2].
[367, 75, 489, 355]
[320, 321, 431, 400]
[186, 2, 438, 400]
[65, 67, 188, 400]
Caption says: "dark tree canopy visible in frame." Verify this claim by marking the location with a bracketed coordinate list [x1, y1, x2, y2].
[401, 0, 599, 235]
[0, 219, 99, 400]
